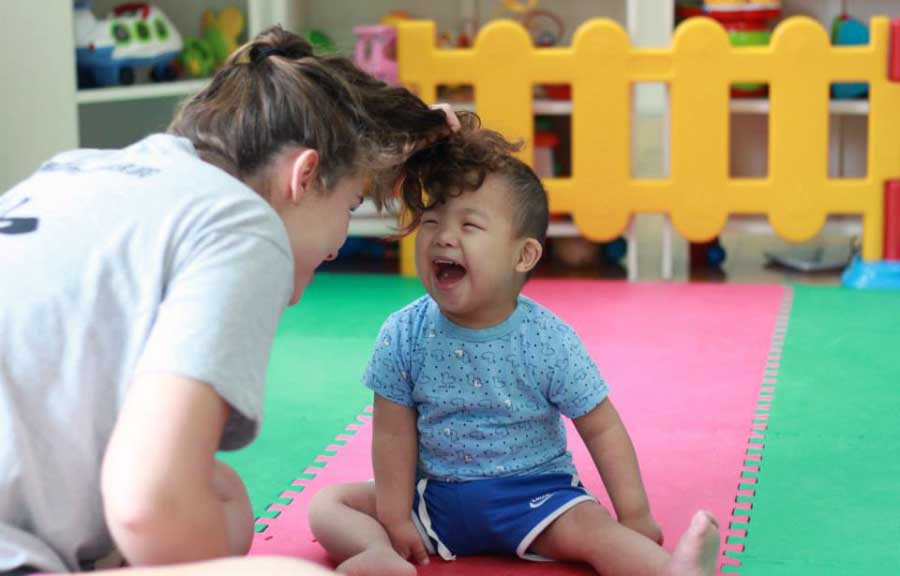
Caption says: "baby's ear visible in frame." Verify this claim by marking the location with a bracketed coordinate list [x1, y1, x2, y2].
[515, 238, 543, 274]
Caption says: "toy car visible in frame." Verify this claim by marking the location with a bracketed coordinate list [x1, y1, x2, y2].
[74, 1, 183, 88]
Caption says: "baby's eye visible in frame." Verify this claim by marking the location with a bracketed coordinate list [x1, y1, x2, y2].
[422, 217, 438, 226]
[463, 222, 482, 230]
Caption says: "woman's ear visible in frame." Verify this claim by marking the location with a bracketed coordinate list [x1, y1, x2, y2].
[289, 149, 320, 204]
[515, 238, 543, 274]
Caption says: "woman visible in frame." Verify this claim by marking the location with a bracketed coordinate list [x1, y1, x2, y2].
[0, 25, 456, 576]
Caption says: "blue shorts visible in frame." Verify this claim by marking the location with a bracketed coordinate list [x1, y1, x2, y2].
[411, 473, 595, 561]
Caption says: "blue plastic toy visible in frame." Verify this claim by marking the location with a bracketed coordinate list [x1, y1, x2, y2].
[74, 1, 184, 88]
[831, 16, 870, 99]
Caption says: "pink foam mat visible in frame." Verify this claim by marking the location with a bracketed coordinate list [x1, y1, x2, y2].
[251, 281, 784, 574]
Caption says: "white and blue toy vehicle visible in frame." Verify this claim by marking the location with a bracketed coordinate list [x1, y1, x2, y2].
[74, 1, 183, 87]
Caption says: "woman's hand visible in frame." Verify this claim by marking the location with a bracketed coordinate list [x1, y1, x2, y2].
[384, 519, 430, 566]
[432, 103, 461, 133]
[402, 103, 462, 157]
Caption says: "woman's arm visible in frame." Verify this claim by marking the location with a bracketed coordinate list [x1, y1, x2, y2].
[101, 373, 251, 565]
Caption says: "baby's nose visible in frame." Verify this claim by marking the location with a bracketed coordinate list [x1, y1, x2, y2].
[435, 228, 457, 246]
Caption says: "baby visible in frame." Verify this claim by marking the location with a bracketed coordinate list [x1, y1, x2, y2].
[309, 114, 720, 576]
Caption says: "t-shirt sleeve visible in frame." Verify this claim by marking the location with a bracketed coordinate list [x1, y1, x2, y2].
[363, 313, 414, 407]
[547, 323, 609, 419]
[135, 231, 293, 450]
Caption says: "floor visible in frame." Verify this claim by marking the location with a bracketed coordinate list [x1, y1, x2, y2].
[229, 276, 900, 575]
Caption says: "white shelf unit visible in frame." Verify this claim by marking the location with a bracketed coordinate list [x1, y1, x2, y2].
[73, 0, 306, 149]
[76, 79, 211, 105]
[0, 0, 306, 191]
[69, 0, 658, 256]
[71, 0, 646, 108]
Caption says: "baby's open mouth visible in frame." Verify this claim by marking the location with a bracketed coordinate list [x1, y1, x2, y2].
[433, 258, 467, 286]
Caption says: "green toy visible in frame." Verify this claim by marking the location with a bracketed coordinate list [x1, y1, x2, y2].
[303, 29, 336, 55]
[180, 7, 244, 78]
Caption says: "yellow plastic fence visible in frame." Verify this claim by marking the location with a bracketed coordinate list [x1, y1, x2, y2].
[395, 16, 900, 276]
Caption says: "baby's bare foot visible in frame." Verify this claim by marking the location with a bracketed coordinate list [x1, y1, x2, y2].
[667, 510, 720, 576]
[336, 546, 418, 576]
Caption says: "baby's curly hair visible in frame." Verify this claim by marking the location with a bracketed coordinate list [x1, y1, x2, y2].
[399, 112, 549, 244]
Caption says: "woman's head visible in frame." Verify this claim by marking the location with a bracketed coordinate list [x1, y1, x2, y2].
[169, 26, 448, 302]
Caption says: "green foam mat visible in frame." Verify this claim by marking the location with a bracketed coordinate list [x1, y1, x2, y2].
[217, 274, 423, 528]
[730, 285, 900, 575]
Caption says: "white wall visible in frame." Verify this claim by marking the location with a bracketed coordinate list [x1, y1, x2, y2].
[0, 0, 78, 192]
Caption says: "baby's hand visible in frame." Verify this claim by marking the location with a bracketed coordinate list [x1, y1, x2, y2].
[621, 512, 664, 546]
[384, 519, 430, 566]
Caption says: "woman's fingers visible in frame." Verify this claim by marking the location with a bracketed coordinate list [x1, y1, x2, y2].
[431, 103, 461, 132]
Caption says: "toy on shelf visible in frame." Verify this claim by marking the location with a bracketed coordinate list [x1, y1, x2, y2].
[523, 9, 564, 47]
[352, 12, 416, 85]
[676, 1, 781, 97]
[180, 8, 245, 79]
[353, 25, 398, 84]
[303, 29, 337, 55]
[74, 1, 183, 88]
[495, 1, 565, 48]
[533, 131, 559, 179]
[831, 3, 870, 99]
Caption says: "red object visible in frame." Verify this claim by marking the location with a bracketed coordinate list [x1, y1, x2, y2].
[703, 8, 781, 24]
[543, 84, 571, 100]
[534, 131, 560, 148]
[676, 5, 780, 25]
[885, 180, 900, 261]
[723, 19, 769, 32]
[676, 6, 705, 20]
[730, 86, 768, 98]
[890, 19, 900, 82]
[113, 2, 150, 19]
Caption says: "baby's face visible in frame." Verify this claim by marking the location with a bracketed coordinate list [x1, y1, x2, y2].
[415, 174, 526, 327]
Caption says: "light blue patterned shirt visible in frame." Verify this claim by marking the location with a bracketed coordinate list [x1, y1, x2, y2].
[364, 295, 608, 482]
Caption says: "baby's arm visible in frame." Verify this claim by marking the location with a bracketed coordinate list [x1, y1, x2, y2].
[574, 398, 663, 545]
[372, 394, 430, 566]
[101, 373, 252, 565]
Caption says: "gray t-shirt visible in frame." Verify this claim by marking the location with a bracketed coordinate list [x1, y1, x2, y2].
[0, 134, 294, 572]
